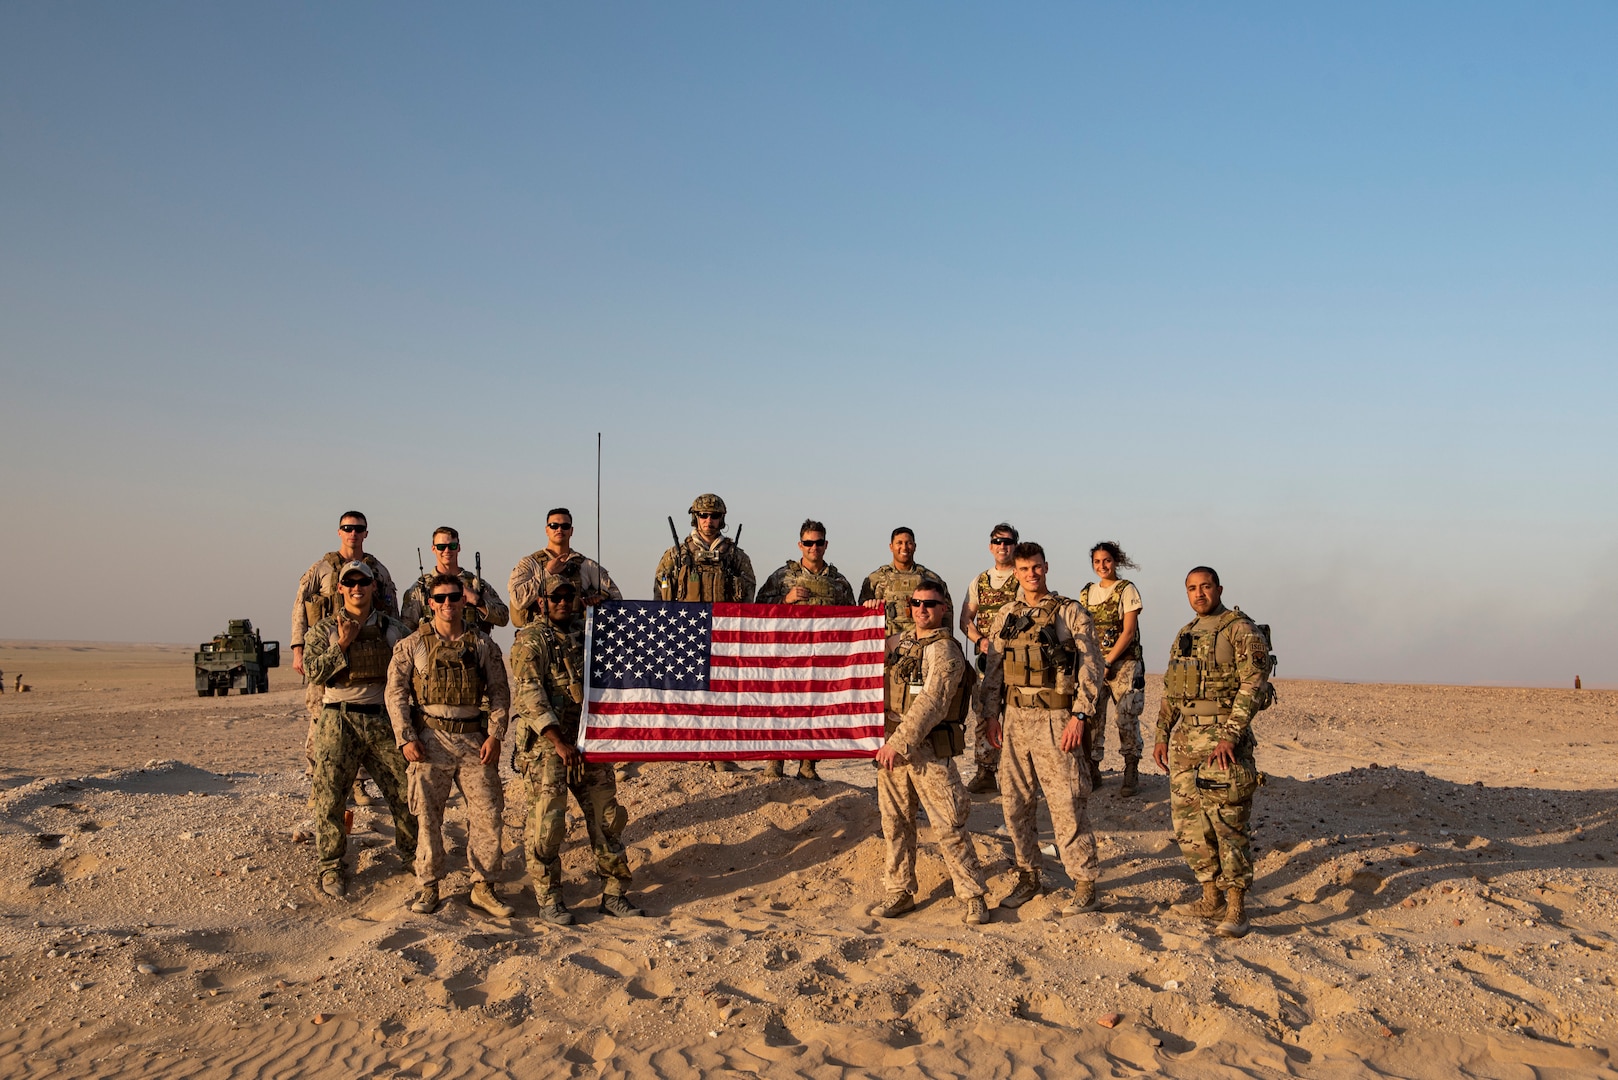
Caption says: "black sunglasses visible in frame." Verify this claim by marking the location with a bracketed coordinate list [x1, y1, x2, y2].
[339, 523, 367, 533]
[546, 522, 573, 530]
[800, 538, 827, 547]
[433, 542, 460, 551]
[695, 512, 721, 520]
[546, 591, 577, 602]
[340, 577, 372, 588]
[430, 592, 465, 604]
[989, 537, 1015, 546]
[908, 598, 943, 609]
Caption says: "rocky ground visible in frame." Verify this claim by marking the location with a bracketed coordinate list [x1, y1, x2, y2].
[1, 640, 1615, 1078]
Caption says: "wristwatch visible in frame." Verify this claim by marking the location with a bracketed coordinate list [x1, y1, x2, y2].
[1071, 711, 1089, 723]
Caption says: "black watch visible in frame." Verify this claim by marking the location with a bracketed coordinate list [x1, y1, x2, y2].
[1071, 711, 1089, 723]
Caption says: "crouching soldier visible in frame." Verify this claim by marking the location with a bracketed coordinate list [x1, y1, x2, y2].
[385, 572, 513, 918]
[873, 581, 990, 925]
[509, 578, 642, 924]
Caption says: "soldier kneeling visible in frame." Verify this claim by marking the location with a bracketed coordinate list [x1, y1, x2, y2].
[510, 579, 643, 924]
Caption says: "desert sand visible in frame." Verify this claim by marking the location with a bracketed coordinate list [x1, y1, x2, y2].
[1, 639, 1616, 1078]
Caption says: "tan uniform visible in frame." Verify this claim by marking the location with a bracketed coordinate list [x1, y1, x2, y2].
[653, 533, 755, 602]
[859, 563, 952, 637]
[510, 549, 621, 626]
[980, 593, 1105, 884]
[385, 625, 511, 889]
[400, 569, 510, 631]
[879, 629, 986, 900]
[292, 551, 399, 722]
[965, 568, 1022, 770]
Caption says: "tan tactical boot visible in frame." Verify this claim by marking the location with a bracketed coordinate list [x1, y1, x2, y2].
[965, 767, 998, 794]
[469, 882, 514, 918]
[600, 893, 646, 918]
[962, 896, 989, 925]
[1171, 882, 1223, 920]
[711, 760, 737, 773]
[1217, 887, 1250, 938]
[318, 869, 346, 900]
[797, 760, 821, 782]
[351, 780, 374, 806]
[410, 882, 441, 915]
[1087, 758, 1104, 788]
[536, 891, 575, 926]
[997, 869, 1041, 909]
[875, 891, 915, 919]
[1118, 757, 1140, 797]
[1060, 881, 1098, 916]
[764, 760, 784, 778]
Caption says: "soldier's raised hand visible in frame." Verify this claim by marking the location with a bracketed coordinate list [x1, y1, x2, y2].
[335, 616, 360, 650]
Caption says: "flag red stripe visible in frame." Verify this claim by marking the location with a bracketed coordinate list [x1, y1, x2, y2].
[708, 676, 883, 694]
[588, 701, 880, 717]
[585, 725, 885, 741]
[711, 651, 883, 669]
[712, 628, 884, 645]
[713, 603, 873, 620]
[588, 750, 877, 762]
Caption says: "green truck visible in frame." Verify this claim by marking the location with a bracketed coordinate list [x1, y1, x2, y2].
[194, 619, 280, 696]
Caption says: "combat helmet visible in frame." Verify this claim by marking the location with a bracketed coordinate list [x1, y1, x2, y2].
[690, 493, 727, 527]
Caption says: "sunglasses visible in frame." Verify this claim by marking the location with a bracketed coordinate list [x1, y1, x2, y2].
[340, 577, 372, 588]
[546, 592, 577, 602]
[908, 598, 943, 609]
[430, 592, 465, 604]
[695, 512, 721, 520]
[989, 537, 1015, 546]
[546, 522, 573, 531]
[339, 523, 367, 533]
[433, 542, 460, 551]
[800, 538, 827, 548]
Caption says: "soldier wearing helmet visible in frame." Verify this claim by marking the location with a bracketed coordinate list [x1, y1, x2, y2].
[653, 494, 756, 604]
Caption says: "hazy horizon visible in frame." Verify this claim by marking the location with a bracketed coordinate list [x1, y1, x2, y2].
[3, 4, 1614, 687]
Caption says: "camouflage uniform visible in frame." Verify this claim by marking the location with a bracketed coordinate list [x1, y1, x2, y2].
[980, 594, 1105, 886]
[385, 625, 511, 890]
[292, 551, 399, 723]
[1156, 607, 1272, 891]
[965, 569, 1021, 772]
[1079, 580, 1145, 765]
[400, 569, 510, 632]
[879, 628, 986, 900]
[510, 549, 621, 626]
[860, 563, 952, 637]
[509, 613, 632, 899]
[756, 560, 856, 606]
[302, 608, 418, 879]
[653, 534, 755, 602]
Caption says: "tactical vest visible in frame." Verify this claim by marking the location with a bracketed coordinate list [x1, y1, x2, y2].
[662, 540, 744, 602]
[410, 628, 486, 708]
[413, 570, 485, 633]
[331, 617, 392, 686]
[781, 561, 844, 605]
[999, 596, 1077, 710]
[886, 632, 973, 744]
[1163, 608, 1276, 716]
[1080, 579, 1144, 662]
[305, 552, 384, 628]
[537, 619, 586, 728]
[871, 565, 927, 636]
[973, 570, 1020, 636]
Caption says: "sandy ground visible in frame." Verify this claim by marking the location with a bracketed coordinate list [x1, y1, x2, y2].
[2, 639, 1616, 1078]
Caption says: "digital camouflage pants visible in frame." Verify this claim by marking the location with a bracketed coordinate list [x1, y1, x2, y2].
[309, 704, 417, 877]
[967, 674, 1001, 771]
[1168, 716, 1258, 889]
[999, 704, 1098, 883]
[1087, 657, 1144, 763]
[876, 739, 986, 899]
[522, 740, 631, 898]
[407, 727, 505, 887]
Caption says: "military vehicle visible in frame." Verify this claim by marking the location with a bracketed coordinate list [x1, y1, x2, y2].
[194, 619, 280, 696]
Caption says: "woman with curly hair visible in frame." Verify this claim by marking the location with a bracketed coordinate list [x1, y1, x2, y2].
[1079, 542, 1145, 796]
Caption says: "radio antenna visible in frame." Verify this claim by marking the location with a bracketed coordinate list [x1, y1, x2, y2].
[596, 432, 602, 564]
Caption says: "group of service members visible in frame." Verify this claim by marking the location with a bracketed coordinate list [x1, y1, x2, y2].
[289, 496, 1275, 937]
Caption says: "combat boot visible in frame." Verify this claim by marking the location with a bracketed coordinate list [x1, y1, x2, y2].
[410, 882, 441, 915]
[1087, 758, 1104, 789]
[997, 869, 1041, 909]
[764, 760, 784, 778]
[536, 891, 575, 926]
[1171, 882, 1223, 920]
[962, 896, 989, 925]
[1217, 887, 1250, 938]
[711, 760, 737, 773]
[351, 779, 374, 806]
[874, 890, 914, 919]
[1060, 881, 1098, 916]
[966, 767, 998, 794]
[318, 869, 346, 900]
[1118, 757, 1140, 797]
[600, 893, 646, 918]
[797, 760, 821, 782]
[469, 882, 514, 918]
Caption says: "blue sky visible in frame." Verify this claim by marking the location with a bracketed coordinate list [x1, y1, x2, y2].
[2, 3, 1614, 685]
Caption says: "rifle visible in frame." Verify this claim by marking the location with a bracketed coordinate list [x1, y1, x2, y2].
[662, 516, 688, 600]
[474, 551, 482, 595]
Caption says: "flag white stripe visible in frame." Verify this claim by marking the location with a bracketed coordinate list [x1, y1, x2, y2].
[711, 615, 882, 634]
[592, 687, 881, 707]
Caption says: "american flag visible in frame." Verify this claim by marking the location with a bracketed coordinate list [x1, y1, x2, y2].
[579, 600, 886, 761]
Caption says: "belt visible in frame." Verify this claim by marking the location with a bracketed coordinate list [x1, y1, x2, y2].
[1180, 700, 1230, 716]
[327, 702, 384, 715]
[421, 715, 488, 735]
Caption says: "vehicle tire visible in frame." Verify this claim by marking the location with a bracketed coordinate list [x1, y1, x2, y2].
[196, 689, 209, 697]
